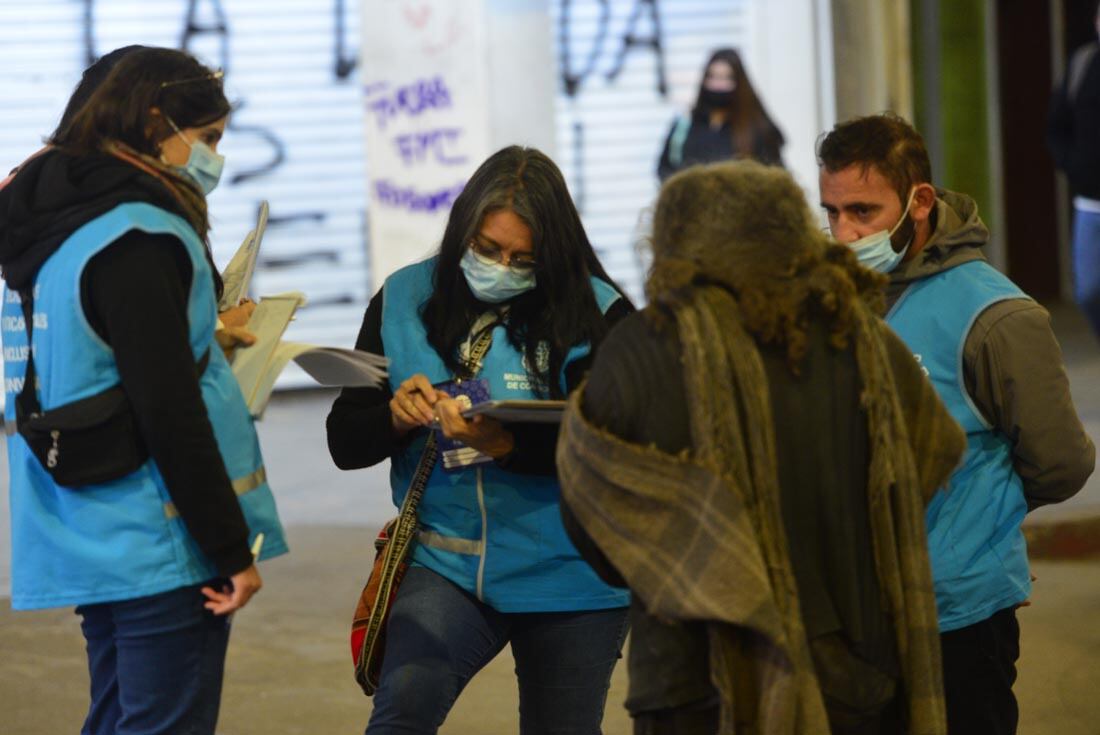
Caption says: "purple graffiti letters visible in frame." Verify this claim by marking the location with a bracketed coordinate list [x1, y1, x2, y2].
[365, 77, 453, 130]
[394, 128, 466, 167]
[374, 179, 466, 214]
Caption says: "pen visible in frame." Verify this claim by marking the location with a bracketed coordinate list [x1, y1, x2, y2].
[250, 532, 265, 561]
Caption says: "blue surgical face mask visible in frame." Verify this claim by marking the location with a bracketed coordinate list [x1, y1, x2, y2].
[460, 248, 537, 303]
[847, 188, 917, 273]
[164, 117, 225, 195]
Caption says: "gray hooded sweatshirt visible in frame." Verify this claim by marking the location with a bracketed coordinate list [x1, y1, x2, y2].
[888, 190, 1094, 510]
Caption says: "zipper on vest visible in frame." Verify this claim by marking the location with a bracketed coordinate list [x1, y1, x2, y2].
[475, 466, 488, 602]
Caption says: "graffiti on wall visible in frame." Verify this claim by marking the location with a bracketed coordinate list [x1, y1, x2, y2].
[556, 0, 666, 213]
[76, 0, 358, 287]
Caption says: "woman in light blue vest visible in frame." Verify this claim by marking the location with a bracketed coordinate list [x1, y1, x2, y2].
[329, 146, 632, 734]
[0, 48, 285, 735]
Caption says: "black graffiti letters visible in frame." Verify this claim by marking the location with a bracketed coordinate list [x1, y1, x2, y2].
[605, 0, 666, 95]
[558, 0, 610, 97]
[557, 0, 667, 98]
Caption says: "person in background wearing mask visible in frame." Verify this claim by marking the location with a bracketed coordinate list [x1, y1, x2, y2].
[656, 47, 784, 181]
[327, 146, 632, 735]
[1047, 0, 1100, 340]
[818, 113, 1095, 735]
[0, 47, 286, 734]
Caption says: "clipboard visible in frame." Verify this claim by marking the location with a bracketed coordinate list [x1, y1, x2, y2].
[461, 399, 566, 424]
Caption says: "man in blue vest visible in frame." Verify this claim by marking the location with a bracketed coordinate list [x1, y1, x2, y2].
[817, 113, 1095, 735]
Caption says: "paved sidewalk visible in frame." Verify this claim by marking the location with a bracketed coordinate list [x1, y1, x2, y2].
[1, 300, 1098, 733]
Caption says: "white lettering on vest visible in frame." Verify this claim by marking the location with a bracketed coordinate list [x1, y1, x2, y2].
[502, 371, 532, 392]
[3, 345, 31, 362]
[1, 313, 47, 333]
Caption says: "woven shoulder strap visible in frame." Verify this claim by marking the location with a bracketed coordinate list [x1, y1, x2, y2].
[384, 327, 494, 551]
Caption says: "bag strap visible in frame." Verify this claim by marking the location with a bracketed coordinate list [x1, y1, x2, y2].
[383, 327, 495, 558]
[668, 114, 692, 169]
[13, 286, 212, 429]
[15, 289, 43, 424]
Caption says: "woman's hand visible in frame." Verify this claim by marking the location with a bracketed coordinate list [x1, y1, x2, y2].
[201, 564, 263, 616]
[435, 393, 515, 458]
[214, 324, 256, 357]
[390, 374, 440, 434]
[219, 298, 256, 328]
[216, 299, 257, 358]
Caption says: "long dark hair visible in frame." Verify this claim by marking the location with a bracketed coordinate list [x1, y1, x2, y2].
[692, 48, 784, 162]
[51, 47, 230, 295]
[420, 146, 629, 398]
[51, 48, 229, 237]
[53, 45, 151, 138]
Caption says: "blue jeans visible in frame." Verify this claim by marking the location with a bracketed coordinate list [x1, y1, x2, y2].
[366, 566, 630, 735]
[77, 582, 231, 735]
[1072, 206, 1100, 337]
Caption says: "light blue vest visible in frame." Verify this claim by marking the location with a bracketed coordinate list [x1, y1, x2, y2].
[887, 259, 1031, 631]
[380, 257, 630, 613]
[2, 203, 287, 611]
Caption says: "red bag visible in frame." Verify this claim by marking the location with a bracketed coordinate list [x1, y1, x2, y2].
[349, 434, 436, 696]
[350, 518, 411, 695]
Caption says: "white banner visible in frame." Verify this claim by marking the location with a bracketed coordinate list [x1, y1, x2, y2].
[361, 0, 493, 287]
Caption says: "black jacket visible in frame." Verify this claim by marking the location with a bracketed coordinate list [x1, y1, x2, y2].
[1048, 41, 1100, 198]
[657, 115, 784, 182]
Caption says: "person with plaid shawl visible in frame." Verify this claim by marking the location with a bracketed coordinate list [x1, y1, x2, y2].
[557, 161, 965, 734]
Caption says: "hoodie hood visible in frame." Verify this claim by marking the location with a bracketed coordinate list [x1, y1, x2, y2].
[0, 148, 182, 292]
[889, 188, 990, 287]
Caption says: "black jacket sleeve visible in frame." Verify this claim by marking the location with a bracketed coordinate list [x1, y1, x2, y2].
[1047, 74, 1075, 175]
[82, 231, 253, 577]
[325, 289, 407, 470]
[1047, 45, 1100, 197]
[559, 312, 688, 587]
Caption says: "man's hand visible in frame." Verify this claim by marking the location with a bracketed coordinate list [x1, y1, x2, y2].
[435, 393, 515, 458]
[201, 564, 263, 616]
[390, 374, 439, 434]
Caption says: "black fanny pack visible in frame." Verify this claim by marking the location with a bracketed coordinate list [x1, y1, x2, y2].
[11, 290, 209, 488]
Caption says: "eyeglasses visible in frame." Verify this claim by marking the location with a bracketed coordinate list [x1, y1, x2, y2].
[160, 70, 224, 89]
[469, 239, 537, 272]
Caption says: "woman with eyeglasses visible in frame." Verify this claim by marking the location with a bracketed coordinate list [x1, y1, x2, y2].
[0, 47, 285, 734]
[327, 145, 633, 735]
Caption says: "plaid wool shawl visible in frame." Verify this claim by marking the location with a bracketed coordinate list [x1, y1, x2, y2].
[558, 286, 951, 734]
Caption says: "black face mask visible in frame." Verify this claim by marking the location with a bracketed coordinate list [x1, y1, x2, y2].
[700, 89, 734, 109]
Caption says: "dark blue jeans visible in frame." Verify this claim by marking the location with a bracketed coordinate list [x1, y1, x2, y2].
[366, 566, 630, 735]
[1072, 206, 1100, 337]
[77, 582, 231, 735]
